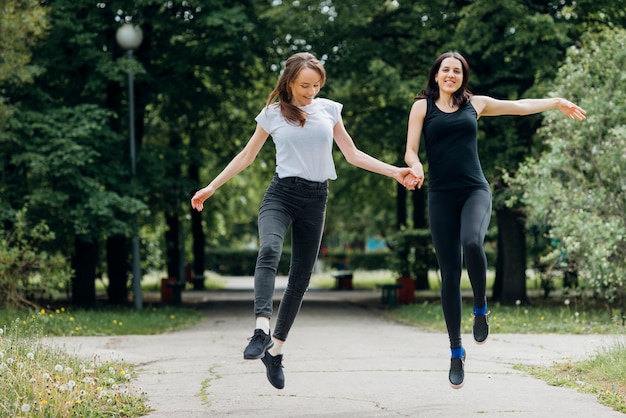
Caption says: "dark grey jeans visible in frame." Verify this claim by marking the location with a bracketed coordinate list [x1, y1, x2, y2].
[254, 174, 328, 341]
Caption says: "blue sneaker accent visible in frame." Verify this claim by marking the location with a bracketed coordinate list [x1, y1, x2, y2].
[474, 304, 488, 316]
[451, 346, 465, 359]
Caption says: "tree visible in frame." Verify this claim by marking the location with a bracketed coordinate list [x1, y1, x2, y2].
[508, 28, 626, 319]
[1, 0, 276, 307]
[0, 0, 48, 127]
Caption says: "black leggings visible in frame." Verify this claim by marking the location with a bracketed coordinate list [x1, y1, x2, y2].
[428, 187, 492, 349]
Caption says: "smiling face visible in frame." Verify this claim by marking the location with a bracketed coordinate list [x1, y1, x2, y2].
[435, 57, 464, 95]
[289, 67, 322, 107]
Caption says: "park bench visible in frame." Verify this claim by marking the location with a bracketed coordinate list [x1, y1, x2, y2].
[376, 283, 403, 307]
[332, 271, 354, 290]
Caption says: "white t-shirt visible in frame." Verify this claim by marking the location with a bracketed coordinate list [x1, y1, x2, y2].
[255, 98, 342, 182]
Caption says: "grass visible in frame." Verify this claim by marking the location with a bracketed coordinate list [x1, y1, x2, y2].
[0, 305, 207, 337]
[1, 316, 149, 417]
[0, 303, 206, 417]
[389, 298, 624, 335]
[514, 343, 626, 413]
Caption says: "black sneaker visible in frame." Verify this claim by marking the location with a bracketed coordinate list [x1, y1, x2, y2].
[261, 351, 285, 389]
[449, 349, 466, 389]
[473, 312, 490, 345]
[243, 329, 274, 359]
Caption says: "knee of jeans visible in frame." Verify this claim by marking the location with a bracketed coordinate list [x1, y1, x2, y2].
[257, 239, 282, 265]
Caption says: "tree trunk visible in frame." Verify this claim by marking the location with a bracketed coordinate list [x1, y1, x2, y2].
[189, 163, 205, 289]
[106, 235, 129, 305]
[412, 187, 429, 290]
[72, 236, 98, 309]
[396, 183, 407, 228]
[165, 212, 181, 279]
[492, 206, 528, 305]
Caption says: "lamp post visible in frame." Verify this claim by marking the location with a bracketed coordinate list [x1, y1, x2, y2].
[116, 23, 143, 309]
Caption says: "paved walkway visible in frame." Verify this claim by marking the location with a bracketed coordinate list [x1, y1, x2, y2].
[49, 277, 625, 417]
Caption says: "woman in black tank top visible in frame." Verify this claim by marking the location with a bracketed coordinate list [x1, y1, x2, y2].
[404, 51, 586, 389]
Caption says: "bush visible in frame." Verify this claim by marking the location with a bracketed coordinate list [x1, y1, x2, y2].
[0, 209, 72, 308]
[386, 228, 436, 281]
[205, 248, 291, 276]
[346, 252, 389, 271]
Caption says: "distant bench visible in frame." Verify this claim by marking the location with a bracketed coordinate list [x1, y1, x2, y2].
[331, 271, 353, 290]
[375, 283, 403, 307]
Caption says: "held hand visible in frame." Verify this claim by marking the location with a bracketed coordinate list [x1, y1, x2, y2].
[410, 162, 425, 189]
[558, 99, 587, 121]
[190, 186, 214, 212]
[395, 167, 421, 191]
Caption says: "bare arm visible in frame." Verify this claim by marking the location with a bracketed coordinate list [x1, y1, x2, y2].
[333, 116, 418, 189]
[191, 124, 270, 211]
[471, 96, 587, 120]
[403, 99, 426, 189]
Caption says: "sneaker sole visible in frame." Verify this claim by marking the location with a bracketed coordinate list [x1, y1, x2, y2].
[450, 381, 465, 390]
[474, 335, 489, 345]
[243, 340, 274, 360]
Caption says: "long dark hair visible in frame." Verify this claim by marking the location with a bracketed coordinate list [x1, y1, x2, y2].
[414, 51, 472, 107]
[265, 52, 326, 127]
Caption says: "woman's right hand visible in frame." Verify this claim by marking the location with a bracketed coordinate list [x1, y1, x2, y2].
[410, 161, 425, 189]
[190, 186, 214, 212]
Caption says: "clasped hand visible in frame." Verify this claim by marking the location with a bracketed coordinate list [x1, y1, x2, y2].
[398, 168, 423, 191]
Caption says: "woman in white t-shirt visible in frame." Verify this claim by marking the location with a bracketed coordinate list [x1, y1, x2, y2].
[191, 52, 418, 389]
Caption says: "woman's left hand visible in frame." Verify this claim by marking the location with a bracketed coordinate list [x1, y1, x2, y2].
[558, 99, 587, 121]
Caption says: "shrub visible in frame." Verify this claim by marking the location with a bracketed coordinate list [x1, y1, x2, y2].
[0, 209, 72, 308]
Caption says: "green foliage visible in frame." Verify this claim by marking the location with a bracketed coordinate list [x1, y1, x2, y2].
[205, 249, 291, 276]
[0, 209, 72, 309]
[345, 252, 390, 271]
[0, 0, 48, 130]
[7, 104, 147, 243]
[385, 228, 435, 278]
[507, 28, 626, 313]
[0, 0, 48, 84]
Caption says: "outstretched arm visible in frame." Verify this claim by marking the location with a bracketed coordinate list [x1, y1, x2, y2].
[333, 116, 418, 189]
[191, 124, 270, 212]
[472, 96, 586, 120]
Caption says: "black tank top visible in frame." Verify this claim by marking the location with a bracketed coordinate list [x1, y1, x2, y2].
[423, 97, 489, 191]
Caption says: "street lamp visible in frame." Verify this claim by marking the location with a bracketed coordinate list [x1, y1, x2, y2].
[116, 23, 143, 309]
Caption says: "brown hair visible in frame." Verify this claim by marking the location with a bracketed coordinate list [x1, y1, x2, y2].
[415, 51, 472, 107]
[265, 52, 326, 127]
